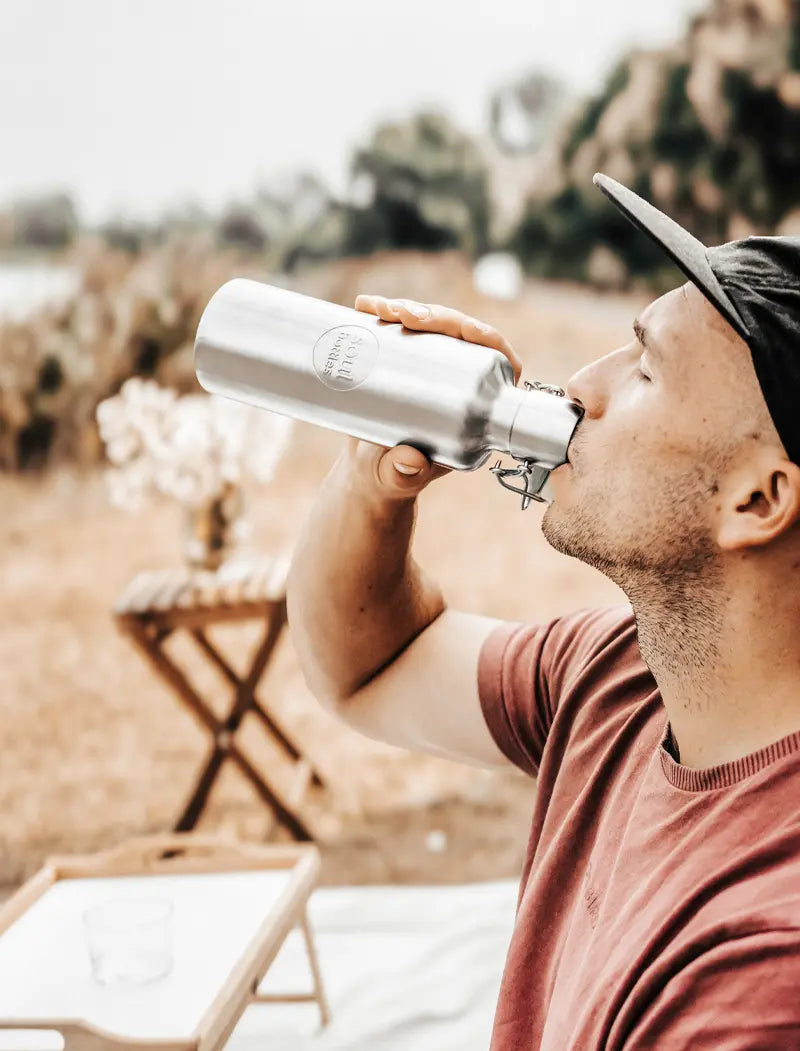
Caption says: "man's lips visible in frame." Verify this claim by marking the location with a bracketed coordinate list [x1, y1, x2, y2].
[565, 430, 576, 462]
[566, 433, 579, 465]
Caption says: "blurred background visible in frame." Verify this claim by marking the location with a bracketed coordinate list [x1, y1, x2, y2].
[2, 0, 799, 900]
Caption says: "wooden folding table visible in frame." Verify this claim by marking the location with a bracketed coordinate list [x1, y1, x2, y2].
[113, 554, 327, 840]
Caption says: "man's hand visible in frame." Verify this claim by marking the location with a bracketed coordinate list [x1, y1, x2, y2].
[347, 294, 522, 502]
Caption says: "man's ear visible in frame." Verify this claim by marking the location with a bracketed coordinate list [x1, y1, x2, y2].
[717, 458, 800, 550]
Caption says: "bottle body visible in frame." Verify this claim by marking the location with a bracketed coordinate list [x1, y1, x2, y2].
[194, 278, 582, 473]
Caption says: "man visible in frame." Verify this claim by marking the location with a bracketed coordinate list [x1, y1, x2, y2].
[286, 174, 800, 1049]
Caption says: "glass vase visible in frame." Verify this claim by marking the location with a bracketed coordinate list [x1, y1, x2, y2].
[183, 481, 244, 571]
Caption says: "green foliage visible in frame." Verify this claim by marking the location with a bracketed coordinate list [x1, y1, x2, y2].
[0, 239, 239, 472]
[719, 69, 800, 226]
[509, 178, 678, 284]
[509, 0, 800, 288]
[652, 63, 710, 163]
[11, 194, 78, 250]
[98, 219, 153, 255]
[37, 356, 63, 395]
[789, 0, 800, 70]
[563, 60, 630, 164]
[346, 111, 491, 258]
[217, 206, 269, 252]
[16, 415, 55, 471]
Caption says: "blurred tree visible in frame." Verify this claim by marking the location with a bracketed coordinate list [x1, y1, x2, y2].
[262, 173, 350, 272]
[98, 217, 155, 254]
[155, 203, 215, 243]
[12, 193, 78, 250]
[508, 0, 800, 287]
[217, 204, 270, 252]
[562, 60, 631, 166]
[790, 1, 800, 68]
[488, 70, 570, 154]
[346, 110, 491, 257]
[212, 173, 351, 271]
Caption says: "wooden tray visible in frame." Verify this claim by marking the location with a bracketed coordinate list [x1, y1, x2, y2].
[0, 835, 328, 1050]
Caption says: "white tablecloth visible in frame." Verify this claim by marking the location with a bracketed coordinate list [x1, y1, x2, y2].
[0, 878, 518, 1051]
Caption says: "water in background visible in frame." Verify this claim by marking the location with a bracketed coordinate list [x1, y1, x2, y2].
[0, 262, 78, 321]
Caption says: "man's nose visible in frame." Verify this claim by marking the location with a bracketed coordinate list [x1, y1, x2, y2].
[566, 363, 607, 419]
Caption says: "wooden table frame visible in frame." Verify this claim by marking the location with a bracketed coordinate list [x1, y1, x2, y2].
[114, 555, 326, 840]
[0, 834, 331, 1050]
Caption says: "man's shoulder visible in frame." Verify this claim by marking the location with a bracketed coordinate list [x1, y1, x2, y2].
[542, 603, 660, 756]
[540, 602, 645, 685]
[481, 601, 650, 712]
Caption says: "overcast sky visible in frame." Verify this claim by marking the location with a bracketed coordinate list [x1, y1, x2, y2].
[1, 0, 704, 223]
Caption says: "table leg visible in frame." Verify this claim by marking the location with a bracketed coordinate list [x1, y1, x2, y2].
[251, 909, 332, 1028]
[127, 620, 314, 840]
[300, 908, 332, 1028]
[190, 627, 311, 763]
[174, 744, 227, 832]
[249, 702, 325, 787]
[176, 623, 278, 832]
[190, 624, 326, 787]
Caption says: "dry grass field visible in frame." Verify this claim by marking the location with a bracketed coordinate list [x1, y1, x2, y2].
[0, 251, 651, 898]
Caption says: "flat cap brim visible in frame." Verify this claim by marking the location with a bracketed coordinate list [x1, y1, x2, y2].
[593, 173, 750, 341]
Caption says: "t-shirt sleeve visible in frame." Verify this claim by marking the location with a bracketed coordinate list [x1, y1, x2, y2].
[476, 604, 636, 778]
[619, 929, 800, 1049]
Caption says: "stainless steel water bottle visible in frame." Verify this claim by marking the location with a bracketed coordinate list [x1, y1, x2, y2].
[194, 278, 583, 509]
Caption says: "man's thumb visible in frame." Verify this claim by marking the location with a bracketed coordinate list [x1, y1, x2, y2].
[379, 446, 432, 492]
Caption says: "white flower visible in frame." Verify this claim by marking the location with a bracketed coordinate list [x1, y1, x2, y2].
[96, 377, 294, 512]
[106, 431, 142, 466]
[104, 462, 150, 512]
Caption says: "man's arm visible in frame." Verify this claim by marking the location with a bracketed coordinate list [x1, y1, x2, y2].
[286, 294, 523, 771]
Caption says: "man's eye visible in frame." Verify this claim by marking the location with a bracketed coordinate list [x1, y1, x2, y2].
[638, 363, 652, 382]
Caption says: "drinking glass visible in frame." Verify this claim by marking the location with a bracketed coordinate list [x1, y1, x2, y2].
[83, 896, 173, 986]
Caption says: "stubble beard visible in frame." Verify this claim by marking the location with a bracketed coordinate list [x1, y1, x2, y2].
[540, 472, 725, 681]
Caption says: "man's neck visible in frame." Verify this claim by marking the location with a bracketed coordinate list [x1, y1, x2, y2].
[629, 579, 800, 770]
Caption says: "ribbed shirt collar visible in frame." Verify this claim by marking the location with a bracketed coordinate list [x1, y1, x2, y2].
[659, 719, 800, 791]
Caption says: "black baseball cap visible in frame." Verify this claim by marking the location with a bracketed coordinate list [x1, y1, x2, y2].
[593, 172, 800, 466]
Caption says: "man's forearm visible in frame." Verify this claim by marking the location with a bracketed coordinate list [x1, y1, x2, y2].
[286, 447, 446, 707]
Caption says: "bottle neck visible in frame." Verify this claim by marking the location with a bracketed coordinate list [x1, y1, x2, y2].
[486, 385, 526, 455]
[488, 384, 581, 467]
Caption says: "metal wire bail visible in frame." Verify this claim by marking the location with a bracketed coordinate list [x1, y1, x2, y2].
[490, 459, 551, 511]
[490, 379, 567, 509]
[523, 379, 566, 397]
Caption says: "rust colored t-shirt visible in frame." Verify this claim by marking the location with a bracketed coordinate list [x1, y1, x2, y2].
[477, 603, 800, 1050]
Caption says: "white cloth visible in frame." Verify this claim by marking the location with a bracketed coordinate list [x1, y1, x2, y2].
[0, 880, 518, 1051]
[232, 880, 517, 1051]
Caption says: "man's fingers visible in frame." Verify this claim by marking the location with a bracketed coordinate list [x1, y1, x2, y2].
[460, 316, 523, 383]
[354, 294, 404, 322]
[391, 299, 463, 335]
[354, 294, 379, 314]
[353, 293, 522, 384]
[392, 300, 523, 384]
[373, 296, 405, 321]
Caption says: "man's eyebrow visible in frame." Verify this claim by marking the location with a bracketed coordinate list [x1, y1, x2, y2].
[633, 318, 661, 360]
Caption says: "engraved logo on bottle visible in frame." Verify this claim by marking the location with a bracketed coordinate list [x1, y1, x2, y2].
[312, 324, 379, 391]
